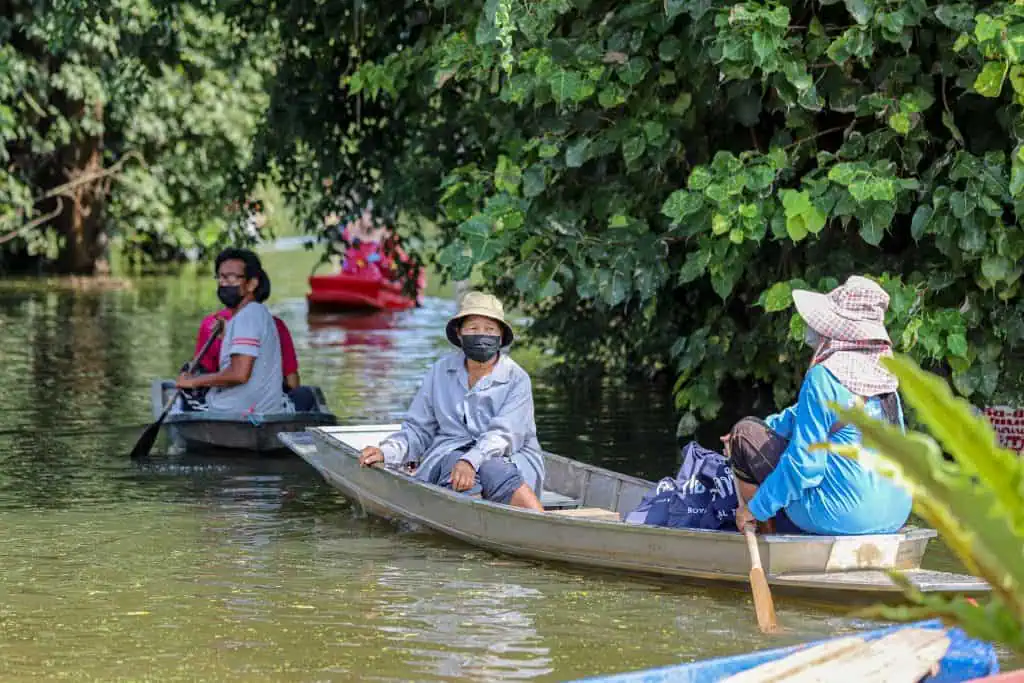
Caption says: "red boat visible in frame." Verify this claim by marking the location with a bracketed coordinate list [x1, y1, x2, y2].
[968, 672, 1024, 682]
[307, 270, 422, 312]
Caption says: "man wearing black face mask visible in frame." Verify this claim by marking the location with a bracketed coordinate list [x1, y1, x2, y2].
[176, 249, 286, 415]
[358, 292, 545, 511]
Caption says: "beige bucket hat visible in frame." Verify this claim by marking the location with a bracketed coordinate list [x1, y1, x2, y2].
[792, 275, 891, 343]
[445, 291, 515, 348]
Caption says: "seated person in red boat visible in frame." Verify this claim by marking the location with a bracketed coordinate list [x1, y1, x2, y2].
[185, 249, 317, 412]
[336, 208, 426, 292]
[339, 208, 388, 279]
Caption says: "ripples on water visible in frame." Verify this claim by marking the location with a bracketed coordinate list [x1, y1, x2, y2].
[0, 276, 1016, 681]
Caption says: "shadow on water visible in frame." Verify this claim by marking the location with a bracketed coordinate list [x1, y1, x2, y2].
[0, 276, 1016, 680]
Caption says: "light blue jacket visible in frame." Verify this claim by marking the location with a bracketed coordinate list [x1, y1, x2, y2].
[747, 365, 913, 535]
[379, 352, 545, 494]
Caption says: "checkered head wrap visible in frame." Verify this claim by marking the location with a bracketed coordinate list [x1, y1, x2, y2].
[794, 276, 898, 397]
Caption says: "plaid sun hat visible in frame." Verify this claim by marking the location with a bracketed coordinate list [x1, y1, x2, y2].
[794, 276, 898, 396]
[793, 275, 891, 343]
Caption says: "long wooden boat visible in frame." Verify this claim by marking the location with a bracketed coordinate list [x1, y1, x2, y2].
[151, 380, 337, 456]
[572, 619, 998, 683]
[280, 425, 989, 598]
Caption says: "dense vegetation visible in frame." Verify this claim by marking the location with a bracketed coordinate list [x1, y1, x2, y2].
[5, 0, 1024, 424]
[241, 0, 1024, 429]
[1, 0, 269, 273]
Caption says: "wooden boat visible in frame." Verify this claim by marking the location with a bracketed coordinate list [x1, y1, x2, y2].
[307, 271, 421, 312]
[150, 380, 338, 456]
[571, 619, 998, 682]
[278, 425, 991, 599]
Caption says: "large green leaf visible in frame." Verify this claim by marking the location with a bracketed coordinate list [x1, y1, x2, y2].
[761, 281, 793, 312]
[879, 356, 1024, 537]
[975, 61, 1007, 98]
[565, 137, 591, 168]
[830, 405, 1024, 609]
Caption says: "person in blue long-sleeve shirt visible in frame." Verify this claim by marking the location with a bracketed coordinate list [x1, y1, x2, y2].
[725, 276, 912, 536]
[358, 292, 546, 512]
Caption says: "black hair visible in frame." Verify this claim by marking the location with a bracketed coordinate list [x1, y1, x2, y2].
[879, 393, 900, 425]
[215, 248, 263, 281]
[255, 272, 271, 302]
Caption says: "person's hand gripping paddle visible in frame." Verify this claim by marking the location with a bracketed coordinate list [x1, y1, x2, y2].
[129, 319, 224, 460]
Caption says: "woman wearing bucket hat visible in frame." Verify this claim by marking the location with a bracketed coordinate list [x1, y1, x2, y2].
[723, 275, 912, 536]
[358, 292, 545, 511]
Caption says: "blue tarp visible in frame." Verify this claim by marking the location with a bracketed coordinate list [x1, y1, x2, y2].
[570, 619, 999, 683]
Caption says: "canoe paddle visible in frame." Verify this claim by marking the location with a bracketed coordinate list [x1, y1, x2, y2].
[129, 318, 224, 460]
[735, 489, 780, 634]
[744, 521, 780, 633]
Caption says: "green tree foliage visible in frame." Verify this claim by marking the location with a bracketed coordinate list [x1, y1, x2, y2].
[831, 355, 1023, 653]
[248, 0, 1024, 426]
[1, 0, 270, 273]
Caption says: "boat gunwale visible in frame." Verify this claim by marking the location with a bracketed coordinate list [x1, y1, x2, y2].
[166, 411, 338, 425]
[309, 426, 936, 548]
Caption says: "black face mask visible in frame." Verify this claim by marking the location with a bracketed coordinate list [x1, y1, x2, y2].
[217, 285, 243, 309]
[461, 334, 501, 363]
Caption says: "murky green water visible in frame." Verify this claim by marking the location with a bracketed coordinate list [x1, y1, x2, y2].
[0, 270, 1017, 681]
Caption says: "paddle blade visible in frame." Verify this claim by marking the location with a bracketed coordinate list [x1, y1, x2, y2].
[749, 566, 780, 634]
[129, 421, 162, 460]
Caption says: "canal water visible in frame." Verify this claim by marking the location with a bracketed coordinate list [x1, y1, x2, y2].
[0, 271, 1016, 681]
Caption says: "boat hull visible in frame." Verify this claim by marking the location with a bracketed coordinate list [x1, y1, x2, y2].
[307, 272, 419, 312]
[168, 413, 338, 456]
[151, 380, 338, 456]
[571, 619, 998, 683]
[968, 672, 1024, 682]
[279, 426, 990, 599]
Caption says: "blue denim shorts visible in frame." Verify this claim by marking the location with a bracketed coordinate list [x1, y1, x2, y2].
[427, 447, 525, 504]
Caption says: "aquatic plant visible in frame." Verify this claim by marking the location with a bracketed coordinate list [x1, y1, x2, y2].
[829, 354, 1024, 653]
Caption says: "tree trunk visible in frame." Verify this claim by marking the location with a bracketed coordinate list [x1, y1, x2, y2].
[53, 100, 107, 275]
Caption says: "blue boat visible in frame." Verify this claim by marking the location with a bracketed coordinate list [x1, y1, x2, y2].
[573, 620, 998, 683]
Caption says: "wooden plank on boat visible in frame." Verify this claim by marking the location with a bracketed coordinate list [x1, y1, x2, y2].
[719, 637, 866, 682]
[549, 507, 622, 522]
[539, 490, 580, 510]
[722, 628, 950, 682]
[772, 568, 991, 594]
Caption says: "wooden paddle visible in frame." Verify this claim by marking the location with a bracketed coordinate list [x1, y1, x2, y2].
[743, 520, 780, 634]
[129, 318, 224, 460]
[734, 485, 780, 634]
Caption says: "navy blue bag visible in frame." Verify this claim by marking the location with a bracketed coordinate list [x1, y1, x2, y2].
[625, 441, 738, 530]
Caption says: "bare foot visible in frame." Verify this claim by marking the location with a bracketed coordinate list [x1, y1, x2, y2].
[509, 484, 544, 511]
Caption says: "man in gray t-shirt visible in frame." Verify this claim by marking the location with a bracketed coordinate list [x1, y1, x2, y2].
[206, 301, 284, 413]
[177, 248, 287, 415]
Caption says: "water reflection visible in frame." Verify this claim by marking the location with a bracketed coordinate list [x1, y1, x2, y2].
[0, 276, 1016, 681]
[375, 566, 552, 681]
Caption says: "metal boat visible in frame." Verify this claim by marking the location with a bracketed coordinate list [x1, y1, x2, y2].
[279, 425, 990, 598]
[151, 380, 337, 456]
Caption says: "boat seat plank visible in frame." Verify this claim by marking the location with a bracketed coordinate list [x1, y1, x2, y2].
[539, 490, 580, 510]
[548, 507, 622, 522]
[723, 628, 949, 682]
[720, 637, 866, 683]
